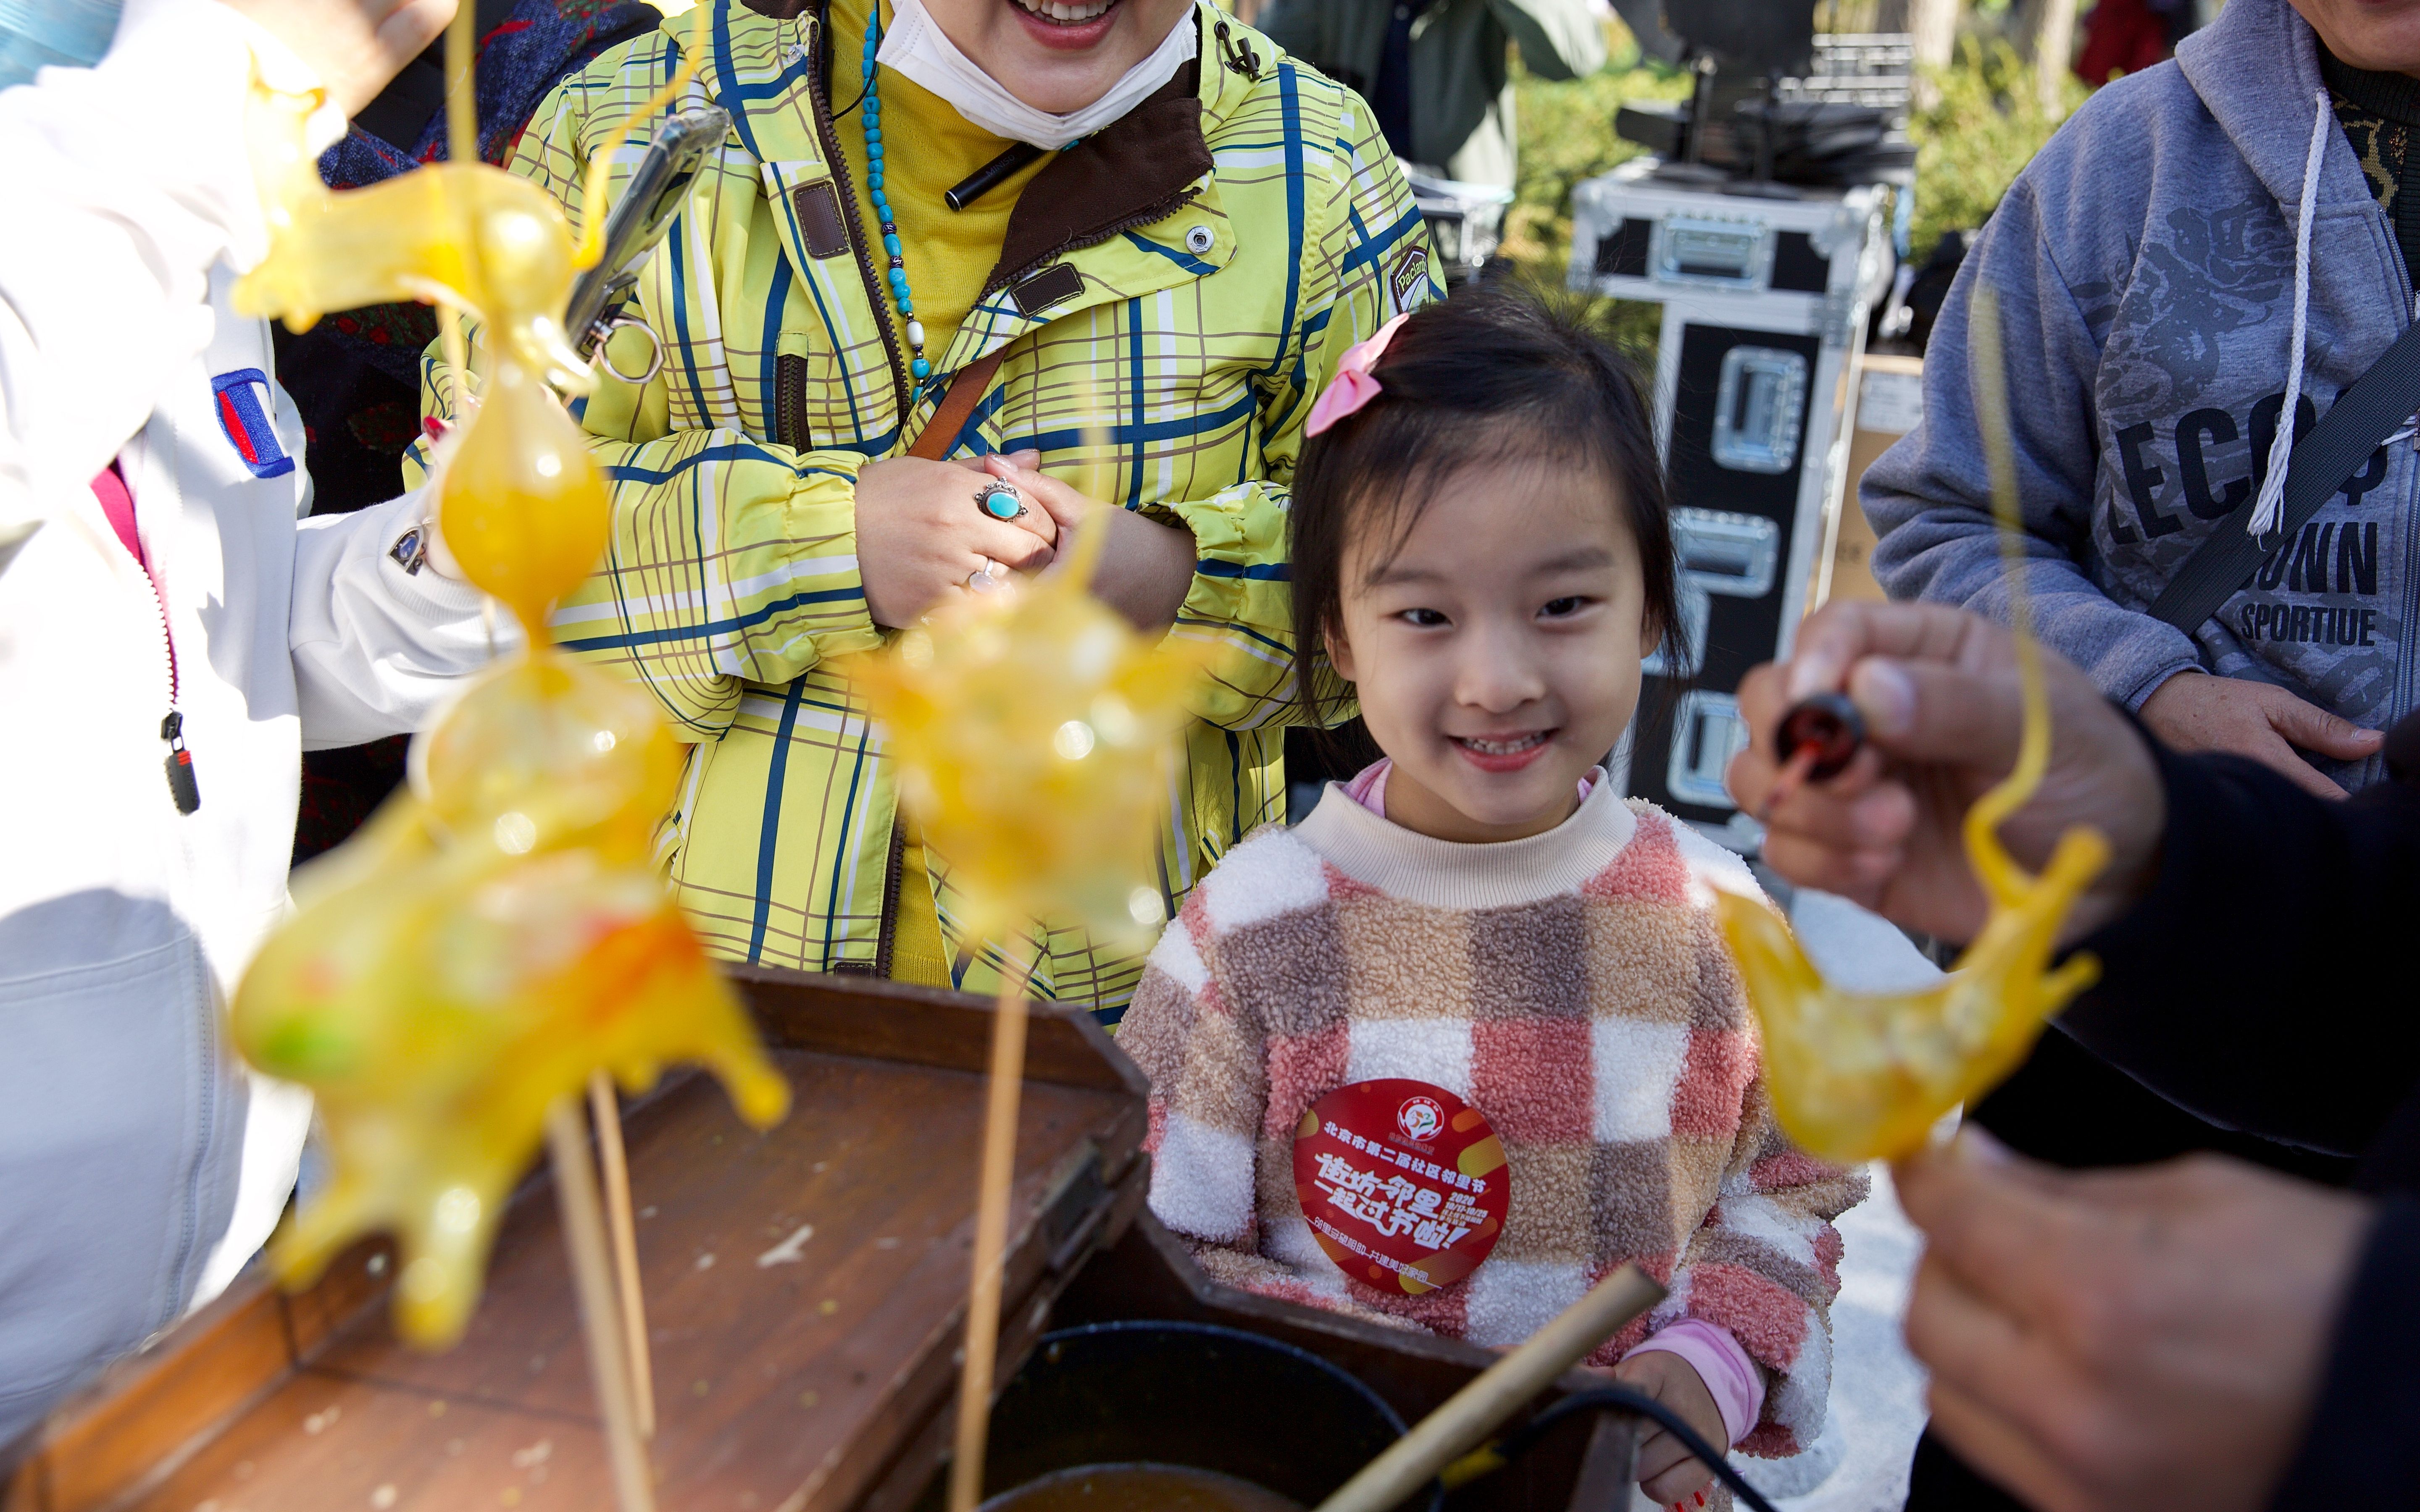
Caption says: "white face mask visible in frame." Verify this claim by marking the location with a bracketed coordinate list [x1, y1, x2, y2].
[875, 0, 1198, 150]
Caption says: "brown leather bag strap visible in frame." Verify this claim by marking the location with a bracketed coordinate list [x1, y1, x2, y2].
[905, 349, 1007, 461]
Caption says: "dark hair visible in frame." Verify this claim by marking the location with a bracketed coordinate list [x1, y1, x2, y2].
[1288, 284, 1683, 730]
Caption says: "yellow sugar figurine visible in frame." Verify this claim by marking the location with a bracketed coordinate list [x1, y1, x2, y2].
[1713, 288, 2112, 1164]
[232, 657, 791, 1346]
[849, 520, 1206, 945]
[231, 119, 610, 630]
[232, 3, 702, 630]
[849, 501, 1205, 1512]
[223, 13, 787, 1371]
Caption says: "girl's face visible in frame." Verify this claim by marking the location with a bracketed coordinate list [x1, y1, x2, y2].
[919, 0, 1197, 114]
[1328, 458, 1652, 844]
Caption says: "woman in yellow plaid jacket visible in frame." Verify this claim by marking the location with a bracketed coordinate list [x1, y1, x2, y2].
[416, 0, 1437, 1020]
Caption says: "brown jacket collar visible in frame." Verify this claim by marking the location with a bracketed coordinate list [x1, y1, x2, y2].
[987, 59, 1209, 294]
[739, 0, 1214, 293]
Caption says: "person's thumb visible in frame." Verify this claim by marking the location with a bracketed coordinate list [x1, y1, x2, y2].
[1892, 1133, 2090, 1311]
[1847, 654, 2026, 774]
[2266, 693, 2383, 761]
[377, 0, 455, 62]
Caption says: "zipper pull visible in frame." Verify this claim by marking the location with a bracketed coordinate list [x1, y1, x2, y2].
[161, 710, 200, 815]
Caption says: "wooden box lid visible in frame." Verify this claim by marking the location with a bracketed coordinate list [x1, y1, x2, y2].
[3, 968, 1147, 1512]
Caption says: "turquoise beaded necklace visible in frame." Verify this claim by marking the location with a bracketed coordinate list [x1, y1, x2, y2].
[859, 9, 932, 390]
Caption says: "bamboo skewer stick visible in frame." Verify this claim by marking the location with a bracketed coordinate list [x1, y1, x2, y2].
[1312, 1265, 1666, 1512]
[442, 0, 477, 168]
[945, 966, 1034, 1512]
[545, 1097, 659, 1512]
[589, 1070, 658, 1437]
[434, 0, 476, 415]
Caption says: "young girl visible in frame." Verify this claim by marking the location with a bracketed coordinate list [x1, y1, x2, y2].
[1118, 289, 1865, 1508]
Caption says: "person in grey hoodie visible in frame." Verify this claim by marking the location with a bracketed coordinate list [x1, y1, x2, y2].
[1863, 0, 2420, 801]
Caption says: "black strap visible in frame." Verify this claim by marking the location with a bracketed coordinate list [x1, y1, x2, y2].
[2149, 315, 2420, 633]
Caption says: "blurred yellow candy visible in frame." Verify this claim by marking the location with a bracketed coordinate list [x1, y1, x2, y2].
[437, 360, 613, 629]
[1714, 818, 2107, 1164]
[224, 53, 786, 1349]
[234, 154, 590, 389]
[415, 653, 684, 861]
[849, 529, 1206, 946]
[233, 656, 790, 1348]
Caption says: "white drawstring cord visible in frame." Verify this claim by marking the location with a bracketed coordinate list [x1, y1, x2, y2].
[2249, 88, 2332, 539]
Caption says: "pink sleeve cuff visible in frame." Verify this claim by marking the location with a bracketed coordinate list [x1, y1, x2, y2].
[1621, 1318, 1766, 1449]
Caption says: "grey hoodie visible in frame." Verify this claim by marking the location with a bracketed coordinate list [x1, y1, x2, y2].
[1864, 0, 2415, 787]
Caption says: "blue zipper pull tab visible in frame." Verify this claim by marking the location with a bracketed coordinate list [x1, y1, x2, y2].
[161, 710, 200, 814]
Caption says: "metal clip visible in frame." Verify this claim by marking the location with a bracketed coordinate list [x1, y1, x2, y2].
[593, 312, 666, 388]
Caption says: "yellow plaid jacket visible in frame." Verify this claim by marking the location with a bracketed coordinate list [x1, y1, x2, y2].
[418, 0, 1435, 1018]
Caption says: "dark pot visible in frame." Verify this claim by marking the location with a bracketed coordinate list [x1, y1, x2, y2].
[959, 1320, 1442, 1512]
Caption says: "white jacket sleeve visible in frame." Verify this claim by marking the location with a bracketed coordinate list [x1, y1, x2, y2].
[288, 490, 523, 750]
[0, 0, 324, 546]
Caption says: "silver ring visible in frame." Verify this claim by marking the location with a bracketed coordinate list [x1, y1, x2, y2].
[596, 314, 665, 387]
[968, 558, 1003, 592]
[976, 482, 1028, 522]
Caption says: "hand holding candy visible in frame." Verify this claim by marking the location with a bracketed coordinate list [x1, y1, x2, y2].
[1731, 603, 2161, 947]
[1706, 289, 2113, 1163]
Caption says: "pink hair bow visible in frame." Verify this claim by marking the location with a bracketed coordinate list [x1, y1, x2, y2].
[1305, 313, 1411, 436]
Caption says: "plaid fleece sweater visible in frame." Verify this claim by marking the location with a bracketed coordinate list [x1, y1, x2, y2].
[1121, 780, 1867, 1456]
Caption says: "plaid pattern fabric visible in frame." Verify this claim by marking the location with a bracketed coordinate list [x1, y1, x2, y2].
[1120, 790, 1865, 1456]
[414, 1, 1437, 1015]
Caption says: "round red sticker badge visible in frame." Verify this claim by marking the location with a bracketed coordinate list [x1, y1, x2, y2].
[1292, 1079, 1510, 1295]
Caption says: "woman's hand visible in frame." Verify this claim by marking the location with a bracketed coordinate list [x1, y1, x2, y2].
[854, 451, 1057, 627]
[1612, 1349, 1727, 1507]
[2138, 671, 2380, 799]
[976, 456, 1194, 636]
[217, 0, 456, 115]
[1725, 601, 2165, 945]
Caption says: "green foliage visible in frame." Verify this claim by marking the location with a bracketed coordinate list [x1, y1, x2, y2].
[1502, 26, 2092, 285]
[1907, 38, 2090, 259]
[1499, 26, 1690, 281]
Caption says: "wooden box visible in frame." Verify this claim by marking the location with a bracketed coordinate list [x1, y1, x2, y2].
[1811, 352, 1924, 610]
[3, 970, 1632, 1512]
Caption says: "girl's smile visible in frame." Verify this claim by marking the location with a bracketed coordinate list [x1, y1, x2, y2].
[1449, 729, 1558, 772]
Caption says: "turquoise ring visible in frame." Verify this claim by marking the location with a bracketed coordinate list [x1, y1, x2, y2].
[977, 482, 1027, 522]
